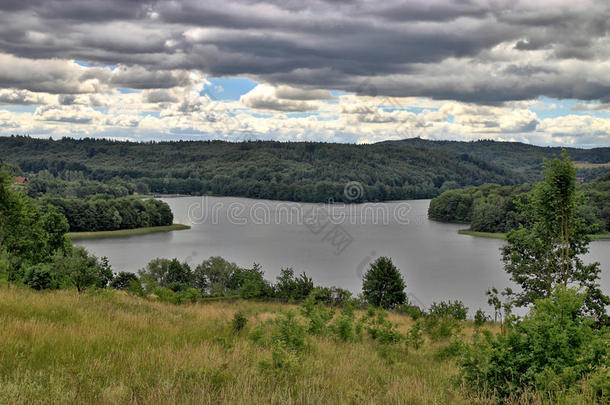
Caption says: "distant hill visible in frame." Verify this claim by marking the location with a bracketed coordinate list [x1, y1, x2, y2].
[0, 135, 608, 202]
[382, 138, 610, 181]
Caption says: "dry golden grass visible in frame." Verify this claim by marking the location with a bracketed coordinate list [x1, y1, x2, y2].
[0, 287, 507, 404]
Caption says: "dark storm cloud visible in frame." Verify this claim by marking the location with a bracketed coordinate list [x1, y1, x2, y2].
[0, 0, 609, 102]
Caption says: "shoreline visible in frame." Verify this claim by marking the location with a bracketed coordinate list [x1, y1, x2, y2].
[458, 229, 610, 241]
[68, 224, 191, 240]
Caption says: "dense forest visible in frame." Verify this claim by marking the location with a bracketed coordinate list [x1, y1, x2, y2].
[385, 138, 610, 181]
[40, 196, 173, 232]
[428, 171, 610, 234]
[5, 135, 609, 203]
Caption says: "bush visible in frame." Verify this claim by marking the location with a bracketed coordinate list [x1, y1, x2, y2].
[407, 320, 424, 350]
[435, 339, 467, 360]
[300, 296, 334, 335]
[274, 268, 313, 301]
[461, 287, 610, 399]
[424, 316, 461, 342]
[22, 264, 55, 290]
[127, 278, 145, 297]
[429, 300, 468, 320]
[232, 311, 248, 332]
[365, 309, 403, 344]
[110, 271, 139, 290]
[474, 309, 488, 327]
[308, 286, 353, 306]
[273, 310, 307, 352]
[397, 303, 425, 320]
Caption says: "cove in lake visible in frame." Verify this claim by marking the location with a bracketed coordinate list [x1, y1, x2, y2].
[76, 197, 610, 314]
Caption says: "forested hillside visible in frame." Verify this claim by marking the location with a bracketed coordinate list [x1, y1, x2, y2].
[2, 136, 608, 203]
[1, 136, 524, 202]
[385, 138, 610, 181]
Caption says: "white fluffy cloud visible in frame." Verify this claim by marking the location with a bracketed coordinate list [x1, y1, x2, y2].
[0, 1, 609, 146]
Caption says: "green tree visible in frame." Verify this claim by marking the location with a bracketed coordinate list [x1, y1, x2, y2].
[41, 206, 71, 255]
[192, 256, 240, 296]
[274, 268, 314, 301]
[0, 170, 68, 284]
[362, 257, 406, 309]
[52, 247, 110, 292]
[502, 151, 609, 323]
[138, 258, 192, 291]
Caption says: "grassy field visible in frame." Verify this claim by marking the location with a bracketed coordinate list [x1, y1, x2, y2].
[457, 229, 507, 240]
[67, 224, 190, 240]
[458, 229, 610, 241]
[0, 287, 507, 404]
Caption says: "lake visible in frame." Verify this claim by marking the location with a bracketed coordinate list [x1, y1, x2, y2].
[76, 196, 610, 314]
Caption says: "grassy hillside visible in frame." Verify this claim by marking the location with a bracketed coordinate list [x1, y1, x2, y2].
[0, 287, 491, 404]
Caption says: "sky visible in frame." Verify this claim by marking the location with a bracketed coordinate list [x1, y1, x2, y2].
[0, 0, 609, 147]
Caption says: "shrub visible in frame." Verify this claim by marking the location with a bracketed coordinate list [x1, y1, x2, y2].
[300, 296, 334, 335]
[274, 268, 313, 301]
[407, 320, 424, 350]
[474, 309, 488, 327]
[180, 287, 201, 303]
[334, 314, 355, 342]
[429, 300, 468, 320]
[22, 264, 55, 290]
[435, 339, 467, 360]
[153, 287, 179, 304]
[365, 309, 403, 344]
[397, 303, 425, 320]
[424, 316, 461, 342]
[273, 310, 307, 352]
[461, 287, 610, 399]
[110, 271, 139, 290]
[127, 278, 145, 297]
[232, 311, 248, 332]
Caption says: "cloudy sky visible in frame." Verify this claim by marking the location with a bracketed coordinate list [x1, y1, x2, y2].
[0, 0, 609, 147]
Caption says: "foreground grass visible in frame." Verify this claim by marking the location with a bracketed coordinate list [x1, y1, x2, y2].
[67, 224, 190, 240]
[0, 287, 499, 404]
[458, 229, 610, 241]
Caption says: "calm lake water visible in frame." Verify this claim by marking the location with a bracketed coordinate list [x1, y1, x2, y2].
[76, 197, 610, 314]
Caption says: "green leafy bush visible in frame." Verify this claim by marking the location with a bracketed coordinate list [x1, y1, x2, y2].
[365, 309, 403, 344]
[407, 320, 424, 350]
[300, 296, 334, 335]
[232, 311, 248, 332]
[273, 310, 307, 352]
[461, 287, 610, 399]
[110, 271, 138, 290]
[424, 316, 462, 342]
[474, 309, 488, 327]
[429, 300, 468, 320]
[22, 264, 56, 290]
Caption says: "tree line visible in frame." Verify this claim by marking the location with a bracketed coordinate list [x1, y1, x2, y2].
[2, 135, 530, 203]
[40, 196, 173, 232]
[428, 171, 610, 234]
